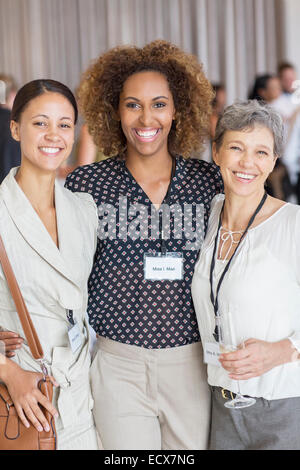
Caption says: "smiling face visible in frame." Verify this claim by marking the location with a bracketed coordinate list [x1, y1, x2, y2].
[213, 126, 277, 198]
[10, 91, 75, 173]
[118, 70, 176, 159]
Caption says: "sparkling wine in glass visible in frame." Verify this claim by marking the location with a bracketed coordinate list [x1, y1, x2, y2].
[219, 311, 256, 409]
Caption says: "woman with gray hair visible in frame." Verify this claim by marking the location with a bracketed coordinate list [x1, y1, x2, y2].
[192, 100, 300, 450]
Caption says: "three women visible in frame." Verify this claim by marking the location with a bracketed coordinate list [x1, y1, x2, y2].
[2, 41, 298, 452]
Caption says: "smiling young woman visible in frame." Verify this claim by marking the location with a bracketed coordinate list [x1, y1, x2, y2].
[65, 40, 223, 450]
[9, 90, 76, 247]
[118, 70, 176, 207]
[0, 80, 99, 450]
[118, 70, 176, 157]
[11, 92, 75, 174]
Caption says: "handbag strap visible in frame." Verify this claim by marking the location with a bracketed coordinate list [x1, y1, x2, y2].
[0, 234, 44, 361]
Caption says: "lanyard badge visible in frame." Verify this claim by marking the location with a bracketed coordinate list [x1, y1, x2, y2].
[67, 309, 83, 354]
[143, 158, 184, 281]
[209, 192, 268, 343]
[144, 252, 184, 280]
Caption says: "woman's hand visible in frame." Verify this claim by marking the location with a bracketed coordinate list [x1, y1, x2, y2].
[0, 330, 23, 357]
[219, 338, 298, 380]
[4, 361, 59, 432]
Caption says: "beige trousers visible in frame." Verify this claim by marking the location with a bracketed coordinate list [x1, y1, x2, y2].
[90, 337, 211, 450]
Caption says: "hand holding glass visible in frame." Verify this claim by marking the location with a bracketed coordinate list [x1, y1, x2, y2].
[218, 311, 256, 409]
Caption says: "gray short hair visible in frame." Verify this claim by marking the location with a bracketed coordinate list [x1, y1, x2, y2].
[213, 100, 284, 157]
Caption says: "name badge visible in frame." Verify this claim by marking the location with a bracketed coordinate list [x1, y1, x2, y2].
[144, 252, 184, 281]
[204, 342, 221, 366]
[68, 322, 83, 354]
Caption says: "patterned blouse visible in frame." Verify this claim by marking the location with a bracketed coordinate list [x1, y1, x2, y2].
[65, 156, 223, 349]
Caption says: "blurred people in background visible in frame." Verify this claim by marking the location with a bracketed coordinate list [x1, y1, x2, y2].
[210, 83, 227, 139]
[249, 73, 294, 201]
[57, 123, 109, 180]
[278, 62, 297, 95]
[76, 123, 108, 165]
[271, 63, 300, 203]
[200, 83, 227, 163]
[76, 123, 97, 166]
[0, 74, 21, 183]
[248, 74, 282, 103]
[271, 63, 299, 118]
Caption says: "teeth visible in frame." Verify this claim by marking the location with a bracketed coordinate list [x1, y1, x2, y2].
[136, 130, 158, 137]
[40, 147, 60, 154]
[235, 172, 255, 180]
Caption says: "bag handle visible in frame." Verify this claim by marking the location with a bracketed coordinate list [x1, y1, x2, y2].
[0, 234, 44, 361]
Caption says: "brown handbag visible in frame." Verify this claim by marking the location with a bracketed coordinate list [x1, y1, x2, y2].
[0, 235, 57, 450]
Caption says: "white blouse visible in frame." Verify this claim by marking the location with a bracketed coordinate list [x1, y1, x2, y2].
[191, 194, 300, 400]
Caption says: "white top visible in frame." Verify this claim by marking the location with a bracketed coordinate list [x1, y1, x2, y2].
[270, 94, 300, 183]
[191, 194, 300, 400]
[271, 93, 299, 120]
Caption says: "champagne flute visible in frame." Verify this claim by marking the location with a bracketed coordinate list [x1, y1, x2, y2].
[219, 310, 256, 409]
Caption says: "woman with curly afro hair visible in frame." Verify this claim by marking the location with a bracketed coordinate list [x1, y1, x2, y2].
[65, 40, 223, 450]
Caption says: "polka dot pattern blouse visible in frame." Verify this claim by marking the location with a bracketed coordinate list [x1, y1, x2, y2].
[65, 156, 223, 349]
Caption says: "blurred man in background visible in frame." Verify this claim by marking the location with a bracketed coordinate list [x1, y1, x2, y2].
[278, 62, 297, 95]
[270, 63, 300, 203]
[0, 74, 21, 183]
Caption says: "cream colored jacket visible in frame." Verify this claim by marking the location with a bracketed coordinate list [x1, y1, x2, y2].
[0, 168, 98, 432]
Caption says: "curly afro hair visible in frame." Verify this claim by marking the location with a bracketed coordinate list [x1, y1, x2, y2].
[77, 40, 214, 158]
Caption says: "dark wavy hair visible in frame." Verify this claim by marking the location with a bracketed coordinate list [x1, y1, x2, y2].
[77, 40, 214, 158]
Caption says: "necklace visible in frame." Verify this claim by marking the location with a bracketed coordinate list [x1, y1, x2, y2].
[210, 191, 268, 342]
[218, 227, 245, 262]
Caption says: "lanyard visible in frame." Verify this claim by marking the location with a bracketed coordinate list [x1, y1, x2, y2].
[66, 309, 75, 326]
[209, 191, 268, 342]
[160, 158, 176, 255]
